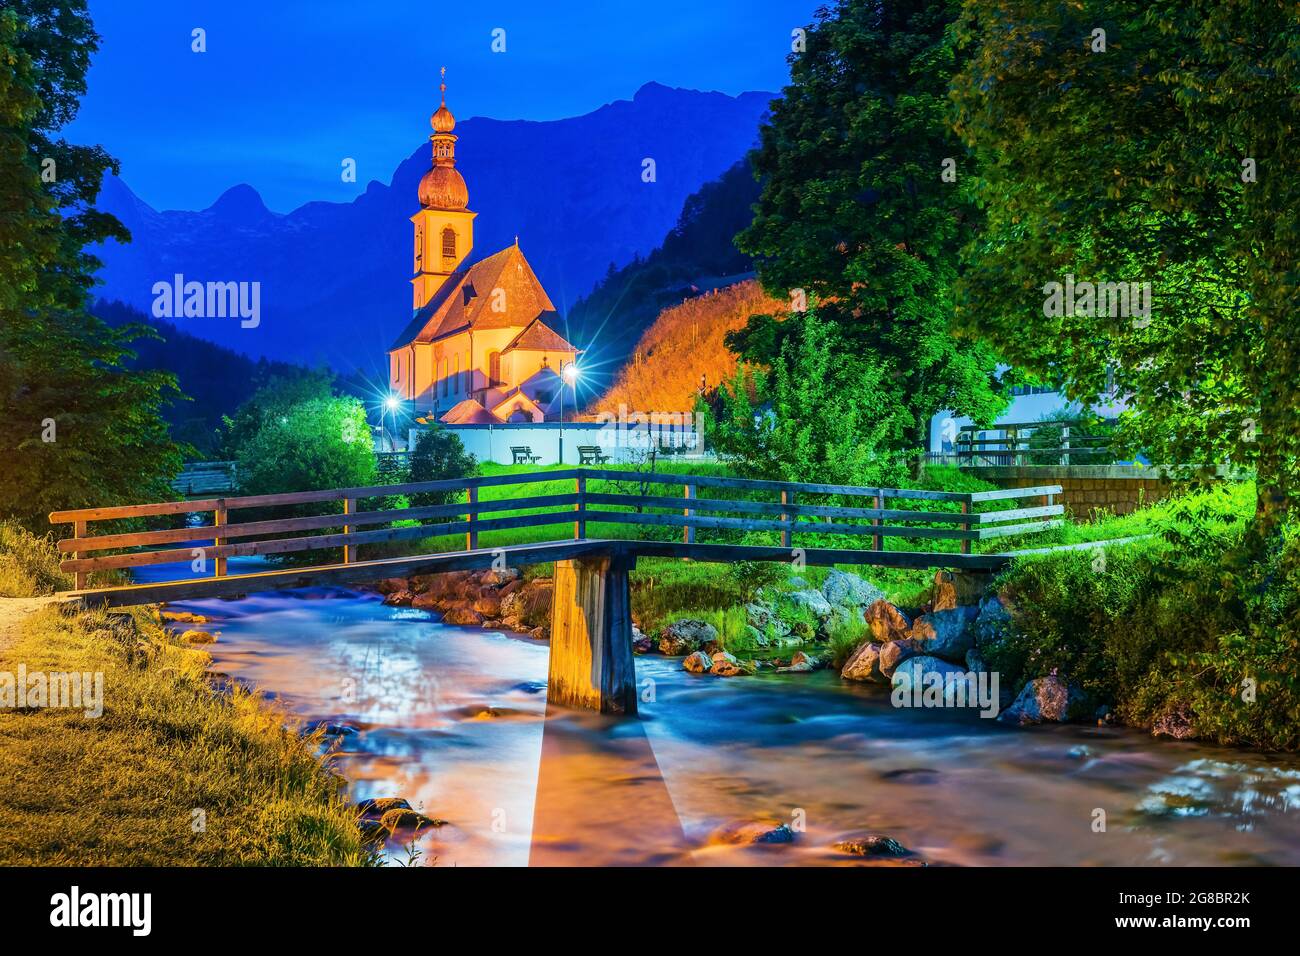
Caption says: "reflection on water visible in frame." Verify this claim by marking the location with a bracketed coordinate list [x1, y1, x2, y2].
[165, 587, 1300, 867]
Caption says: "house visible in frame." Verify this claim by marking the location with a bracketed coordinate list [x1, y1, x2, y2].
[388, 71, 580, 423]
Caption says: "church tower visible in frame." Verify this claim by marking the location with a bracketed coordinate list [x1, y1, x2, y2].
[411, 68, 476, 310]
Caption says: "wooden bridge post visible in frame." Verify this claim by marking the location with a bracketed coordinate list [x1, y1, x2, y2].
[960, 499, 972, 555]
[574, 475, 586, 539]
[683, 484, 695, 544]
[466, 486, 478, 550]
[342, 498, 356, 565]
[872, 491, 882, 551]
[73, 519, 87, 589]
[780, 489, 793, 548]
[547, 552, 637, 715]
[213, 504, 228, 577]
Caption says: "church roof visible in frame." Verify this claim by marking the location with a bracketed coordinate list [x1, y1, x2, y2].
[502, 316, 578, 354]
[390, 244, 557, 351]
[440, 398, 502, 424]
[490, 388, 546, 417]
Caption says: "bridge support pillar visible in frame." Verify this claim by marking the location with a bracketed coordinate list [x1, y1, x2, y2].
[547, 553, 637, 716]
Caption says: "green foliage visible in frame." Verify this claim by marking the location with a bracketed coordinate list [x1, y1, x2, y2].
[0, 520, 70, 596]
[951, 0, 1300, 538]
[219, 371, 335, 460]
[408, 426, 478, 508]
[987, 484, 1300, 749]
[709, 311, 912, 486]
[733, 0, 1006, 457]
[0, 2, 185, 531]
[234, 396, 376, 497]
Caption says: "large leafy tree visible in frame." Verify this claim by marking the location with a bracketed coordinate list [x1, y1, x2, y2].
[0, 1, 184, 529]
[709, 311, 912, 487]
[951, 0, 1299, 541]
[733, 0, 1006, 461]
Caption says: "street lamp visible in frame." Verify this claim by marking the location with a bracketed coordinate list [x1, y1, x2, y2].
[558, 362, 580, 464]
[382, 395, 400, 452]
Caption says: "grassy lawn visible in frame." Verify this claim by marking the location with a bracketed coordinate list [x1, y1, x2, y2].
[0, 521, 371, 866]
[0, 602, 370, 865]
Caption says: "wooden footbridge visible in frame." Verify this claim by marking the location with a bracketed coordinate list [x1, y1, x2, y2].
[50, 468, 1063, 715]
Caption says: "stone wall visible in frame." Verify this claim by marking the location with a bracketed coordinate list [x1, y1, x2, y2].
[965, 465, 1229, 518]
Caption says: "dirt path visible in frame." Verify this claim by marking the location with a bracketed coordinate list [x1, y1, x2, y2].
[0, 596, 58, 657]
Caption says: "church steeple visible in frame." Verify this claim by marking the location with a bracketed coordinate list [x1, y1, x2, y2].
[411, 67, 476, 310]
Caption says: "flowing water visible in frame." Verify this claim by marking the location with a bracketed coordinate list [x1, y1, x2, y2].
[161, 585, 1300, 867]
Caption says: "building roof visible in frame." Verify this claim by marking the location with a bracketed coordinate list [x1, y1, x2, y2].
[502, 316, 578, 354]
[390, 244, 557, 351]
[440, 398, 502, 424]
[490, 388, 546, 419]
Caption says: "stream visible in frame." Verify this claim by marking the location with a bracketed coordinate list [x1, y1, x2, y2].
[159, 584, 1300, 866]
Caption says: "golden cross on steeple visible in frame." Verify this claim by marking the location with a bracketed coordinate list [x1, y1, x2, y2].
[440, 66, 447, 105]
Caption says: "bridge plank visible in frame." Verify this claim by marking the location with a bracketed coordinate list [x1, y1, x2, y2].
[58, 493, 583, 553]
[60, 539, 1017, 606]
[967, 485, 1063, 502]
[582, 492, 976, 525]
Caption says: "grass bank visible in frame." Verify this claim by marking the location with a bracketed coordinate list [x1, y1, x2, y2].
[986, 481, 1300, 750]
[0, 525, 370, 866]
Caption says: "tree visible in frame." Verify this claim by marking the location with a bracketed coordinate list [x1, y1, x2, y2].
[218, 370, 335, 460]
[733, 0, 1006, 464]
[0, 1, 184, 529]
[233, 396, 375, 498]
[950, 0, 1300, 542]
[708, 311, 912, 487]
[408, 426, 478, 509]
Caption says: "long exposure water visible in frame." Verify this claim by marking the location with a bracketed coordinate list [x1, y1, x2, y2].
[151, 581, 1300, 867]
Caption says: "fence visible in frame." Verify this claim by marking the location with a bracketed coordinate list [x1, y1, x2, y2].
[48, 469, 1064, 589]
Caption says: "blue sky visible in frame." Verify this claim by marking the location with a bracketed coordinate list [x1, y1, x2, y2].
[68, 0, 820, 213]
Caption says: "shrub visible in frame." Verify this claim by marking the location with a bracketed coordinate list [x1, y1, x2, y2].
[408, 426, 478, 509]
[0, 521, 71, 597]
[986, 483, 1300, 749]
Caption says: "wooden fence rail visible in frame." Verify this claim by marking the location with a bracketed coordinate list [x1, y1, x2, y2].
[49, 468, 1063, 589]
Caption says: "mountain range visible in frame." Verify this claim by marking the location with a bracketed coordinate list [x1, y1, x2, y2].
[92, 82, 773, 376]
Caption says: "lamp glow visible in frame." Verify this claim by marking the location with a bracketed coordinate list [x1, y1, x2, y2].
[562, 363, 580, 384]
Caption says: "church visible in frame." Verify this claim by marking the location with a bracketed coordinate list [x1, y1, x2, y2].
[388, 73, 580, 424]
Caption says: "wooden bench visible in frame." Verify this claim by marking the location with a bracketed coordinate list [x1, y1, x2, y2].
[577, 445, 610, 465]
[511, 446, 541, 465]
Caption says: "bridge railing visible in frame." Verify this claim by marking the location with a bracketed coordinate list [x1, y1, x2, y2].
[48, 468, 1063, 588]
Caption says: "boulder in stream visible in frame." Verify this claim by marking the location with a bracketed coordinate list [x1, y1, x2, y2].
[822, 569, 885, 609]
[999, 674, 1089, 725]
[659, 619, 718, 656]
[841, 641, 887, 684]
[907, 607, 975, 663]
[710, 651, 744, 676]
[864, 599, 911, 644]
[683, 651, 714, 673]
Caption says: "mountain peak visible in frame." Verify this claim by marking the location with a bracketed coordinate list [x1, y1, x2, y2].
[208, 183, 271, 219]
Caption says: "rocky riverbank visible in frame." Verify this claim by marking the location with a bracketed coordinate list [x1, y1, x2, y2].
[374, 568, 555, 639]
[364, 564, 1112, 732]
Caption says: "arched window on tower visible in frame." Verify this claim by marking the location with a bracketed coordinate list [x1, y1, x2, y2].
[414, 226, 423, 271]
[441, 227, 456, 261]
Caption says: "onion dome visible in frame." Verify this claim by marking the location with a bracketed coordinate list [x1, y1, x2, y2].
[418, 164, 468, 210]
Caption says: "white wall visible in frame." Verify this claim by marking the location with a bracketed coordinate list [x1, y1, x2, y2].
[410, 421, 708, 465]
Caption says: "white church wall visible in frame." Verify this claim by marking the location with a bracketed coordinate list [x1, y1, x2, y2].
[410, 421, 709, 465]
